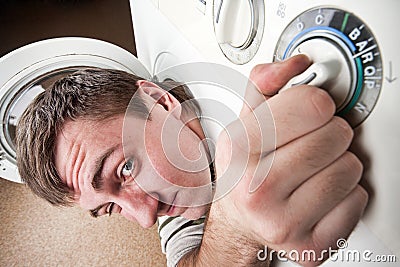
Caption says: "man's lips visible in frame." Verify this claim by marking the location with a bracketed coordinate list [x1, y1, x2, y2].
[157, 193, 178, 216]
[166, 193, 177, 216]
[166, 204, 176, 216]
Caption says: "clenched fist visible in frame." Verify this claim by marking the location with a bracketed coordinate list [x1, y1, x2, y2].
[208, 55, 368, 267]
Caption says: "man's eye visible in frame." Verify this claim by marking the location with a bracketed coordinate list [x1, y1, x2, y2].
[121, 158, 135, 177]
[106, 202, 115, 216]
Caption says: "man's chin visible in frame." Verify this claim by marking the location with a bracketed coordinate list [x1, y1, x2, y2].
[181, 205, 209, 220]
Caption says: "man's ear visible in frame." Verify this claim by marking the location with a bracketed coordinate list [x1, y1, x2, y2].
[137, 80, 182, 118]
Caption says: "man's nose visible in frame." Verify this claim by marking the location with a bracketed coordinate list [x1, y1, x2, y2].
[116, 184, 160, 228]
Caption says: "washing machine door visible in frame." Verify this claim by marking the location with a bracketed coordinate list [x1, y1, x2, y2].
[0, 37, 151, 183]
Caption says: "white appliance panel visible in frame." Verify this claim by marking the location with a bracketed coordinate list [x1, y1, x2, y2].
[133, 1, 400, 265]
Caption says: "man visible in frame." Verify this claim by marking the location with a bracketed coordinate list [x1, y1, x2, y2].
[16, 55, 367, 266]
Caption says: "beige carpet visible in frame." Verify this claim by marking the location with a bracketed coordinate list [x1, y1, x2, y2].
[0, 178, 166, 266]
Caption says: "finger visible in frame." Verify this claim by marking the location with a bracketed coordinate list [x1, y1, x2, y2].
[248, 116, 353, 195]
[266, 186, 367, 267]
[306, 185, 368, 264]
[241, 54, 311, 117]
[270, 85, 336, 148]
[288, 151, 363, 231]
[233, 85, 336, 157]
[250, 54, 312, 97]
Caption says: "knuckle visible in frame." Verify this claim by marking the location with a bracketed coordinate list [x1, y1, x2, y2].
[263, 221, 291, 244]
[262, 206, 301, 244]
[319, 175, 351, 204]
[306, 86, 336, 123]
[355, 185, 369, 207]
[341, 152, 364, 184]
[250, 64, 269, 87]
[331, 116, 354, 143]
[244, 200, 291, 244]
[250, 64, 265, 77]
[319, 152, 363, 197]
[250, 63, 285, 90]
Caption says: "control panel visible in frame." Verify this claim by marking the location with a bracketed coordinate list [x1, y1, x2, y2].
[273, 7, 382, 127]
[155, 1, 397, 128]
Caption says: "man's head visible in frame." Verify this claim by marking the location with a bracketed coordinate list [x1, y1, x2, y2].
[16, 68, 212, 227]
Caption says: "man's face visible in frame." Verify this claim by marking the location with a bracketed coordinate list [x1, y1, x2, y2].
[54, 85, 212, 228]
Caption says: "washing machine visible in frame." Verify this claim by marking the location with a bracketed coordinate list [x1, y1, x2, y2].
[130, 0, 399, 266]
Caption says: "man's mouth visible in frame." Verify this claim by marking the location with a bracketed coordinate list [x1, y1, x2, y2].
[166, 193, 177, 216]
[166, 205, 175, 215]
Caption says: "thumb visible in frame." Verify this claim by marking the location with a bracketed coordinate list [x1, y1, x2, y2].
[240, 54, 311, 117]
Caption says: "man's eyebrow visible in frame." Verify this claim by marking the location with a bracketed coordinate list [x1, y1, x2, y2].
[91, 144, 120, 191]
[89, 205, 103, 218]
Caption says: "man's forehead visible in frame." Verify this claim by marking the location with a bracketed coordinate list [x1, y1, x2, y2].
[59, 119, 98, 136]
[53, 118, 122, 184]
[54, 120, 90, 162]
[58, 117, 126, 140]
[53, 120, 83, 188]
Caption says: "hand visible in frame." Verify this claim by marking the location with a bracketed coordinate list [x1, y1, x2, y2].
[212, 55, 368, 266]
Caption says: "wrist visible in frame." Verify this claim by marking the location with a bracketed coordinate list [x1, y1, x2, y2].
[195, 200, 269, 266]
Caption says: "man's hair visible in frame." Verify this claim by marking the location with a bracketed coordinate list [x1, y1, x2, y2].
[16, 68, 198, 206]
